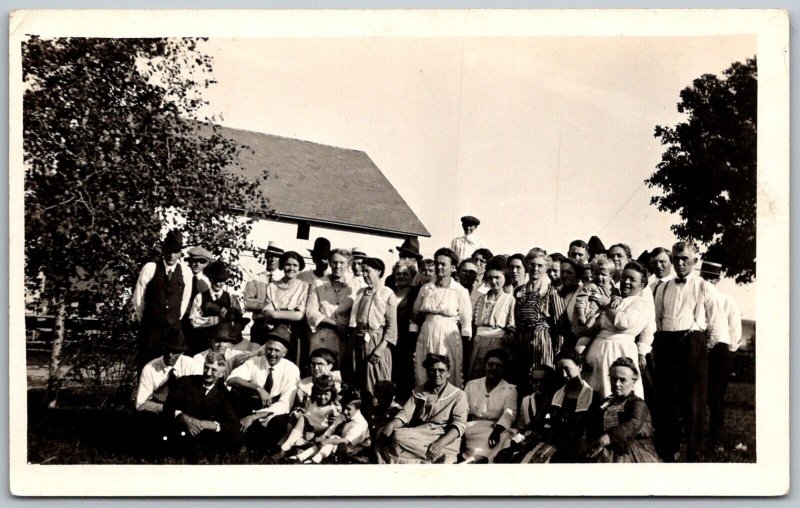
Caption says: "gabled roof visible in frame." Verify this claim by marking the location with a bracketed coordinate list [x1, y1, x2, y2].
[217, 124, 430, 239]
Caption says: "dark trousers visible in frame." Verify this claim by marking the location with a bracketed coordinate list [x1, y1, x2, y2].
[708, 343, 732, 445]
[244, 413, 291, 452]
[653, 330, 708, 462]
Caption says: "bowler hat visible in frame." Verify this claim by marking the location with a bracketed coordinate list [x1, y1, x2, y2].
[700, 261, 723, 279]
[203, 260, 231, 281]
[396, 237, 422, 260]
[163, 326, 188, 352]
[460, 215, 480, 227]
[636, 250, 651, 266]
[308, 237, 331, 258]
[264, 325, 292, 350]
[588, 235, 606, 254]
[186, 246, 213, 261]
[263, 241, 285, 256]
[163, 230, 183, 253]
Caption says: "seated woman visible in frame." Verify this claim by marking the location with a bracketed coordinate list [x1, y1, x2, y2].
[377, 353, 469, 464]
[583, 261, 649, 399]
[468, 258, 515, 381]
[586, 357, 660, 463]
[461, 349, 518, 463]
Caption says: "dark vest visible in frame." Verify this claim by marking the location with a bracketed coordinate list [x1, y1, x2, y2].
[142, 261, 185, 328]
[193, 290, 236, 347]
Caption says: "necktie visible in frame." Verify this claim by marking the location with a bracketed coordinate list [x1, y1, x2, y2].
[264, 367, 274, 394]
[654, 279, 664, 299]
[675, 277, 687, 285]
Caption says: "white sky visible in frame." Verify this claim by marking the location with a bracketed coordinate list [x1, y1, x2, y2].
[197, 35, 756, 318]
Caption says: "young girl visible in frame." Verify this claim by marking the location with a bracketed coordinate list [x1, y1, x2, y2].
[272, 374, 340, 460]
[573, 255, 619, 354]
[292, 388, 371, 464]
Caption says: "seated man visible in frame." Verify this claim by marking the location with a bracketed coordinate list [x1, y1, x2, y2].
[135, 327, 195, 414]
[191, 320, 258, 376]
[227, 325, 300, 451]
[161, 351, 243, 458]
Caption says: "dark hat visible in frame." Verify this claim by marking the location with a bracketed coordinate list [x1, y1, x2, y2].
[264, 325, 292, 350]
[461, 215, 480, 227]
[203, 260, 231, 281]
[186, 246, 213, 261]
[636, 250, 651, 265]
[308, 237, 331, 258]
[213, 321, 244, 344]
[351, 247, 368, 259]
[163, 326, 188, 352]
[588, 235, 606, 254]
[262, 241, 285, 256]
[163, 230, 184, 253]
[396, 237, 422, 260]
[700, 261, 723, 278]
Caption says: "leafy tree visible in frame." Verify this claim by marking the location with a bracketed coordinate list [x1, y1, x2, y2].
[646, 57, 756, 284]
[23, 37, 270, 406]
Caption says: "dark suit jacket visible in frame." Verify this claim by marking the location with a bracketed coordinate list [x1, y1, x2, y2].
[163, 375, 240, 437]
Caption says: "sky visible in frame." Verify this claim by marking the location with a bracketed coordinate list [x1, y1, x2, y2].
[196, 35, 756, 318]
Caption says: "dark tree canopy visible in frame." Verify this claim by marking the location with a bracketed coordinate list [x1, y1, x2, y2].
[23, 37, 270, 387]
[646, 57, 756, 284]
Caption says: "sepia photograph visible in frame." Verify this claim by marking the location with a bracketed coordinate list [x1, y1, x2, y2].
[9, 8, 789, 496]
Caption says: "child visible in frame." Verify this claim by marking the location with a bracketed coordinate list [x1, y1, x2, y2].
[292, 388, 371, 464]
[573, 255, 619, 354]
[369, 380, 403, 438]
[272, 374, 340, 461]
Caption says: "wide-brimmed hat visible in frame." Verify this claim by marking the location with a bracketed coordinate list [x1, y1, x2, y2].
[163, 230, 184, 253]
[262, 241, 285, 257]
[588, 235, 606, 254]
[213, 321, 243, 344]
[308, 237, 331, 258]
[163, 326, 188, 352]
[636, 250, 651, 266]
[351, 247, 368, 259]
[186, 246, 213, 261]
[203, 260, 231, 281]
[396, 237, 422, 260]
[460, 215, 480, 227]
[700, 260, 723, 278]
[264, 325, 292, 350]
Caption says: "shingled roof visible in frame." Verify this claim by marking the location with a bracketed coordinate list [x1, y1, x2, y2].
[217, 124, 430, 239]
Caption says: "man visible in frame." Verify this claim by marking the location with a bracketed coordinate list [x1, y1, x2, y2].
[228, 325, 301, 451]
[133, 229, 194, 371]
[188, 260, 244, 355]
[297, 237, 331, 288]
[243, 241, 284, 344]
[387, 238, 424, 288]
[567, 239, 589, 264]
[450, 215, 484, 263]
[135, 326, 196, 414]
[699, 260, 742, 450]
[587, 235, 606, 261]
[653, 241, 724, 462]
[181, 246, 213, 355]
[161, 351, 243, 457]
[344, 247, 369, 290]
[191, 320, 257, 376]
[456, 259, 480, 309]
[649, 247, 675, 291]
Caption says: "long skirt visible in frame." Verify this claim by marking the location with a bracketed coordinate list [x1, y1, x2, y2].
[414, 315, 464, 388]
[585, 334, 644, 399]
[377, 424, 461, 464]
[513, 324, 553, 395]
[352, 328, 393, 401]
[462, 420, 512, 462]
[593, 438, 661, 463]
[309, 326, 344, 359]
[468, 333, 506, 381]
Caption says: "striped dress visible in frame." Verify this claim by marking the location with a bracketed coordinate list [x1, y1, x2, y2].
[514, 284, 555, 392]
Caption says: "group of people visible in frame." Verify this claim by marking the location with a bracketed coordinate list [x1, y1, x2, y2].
[132, 214, 742, 464]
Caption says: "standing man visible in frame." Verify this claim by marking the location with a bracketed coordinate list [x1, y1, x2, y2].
[188, 260, 244, 355]
[181, 246, 213, 355]
[653, 241, 724, 462]
[298, 237, 331, 288]
[345, 247, 369, 290]
[567, 239, 589, 264]
[450, 215, 484, 264]
[699, 260, 742, 450]
[649, 247, 675, 291]
[243, 241, 284, 345]
[133, 229, 194, 372]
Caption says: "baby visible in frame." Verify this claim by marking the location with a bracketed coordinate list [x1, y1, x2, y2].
[573, 255, 619, 354]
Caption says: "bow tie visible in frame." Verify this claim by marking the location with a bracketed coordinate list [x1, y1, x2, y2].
[674, 277, 688, 285]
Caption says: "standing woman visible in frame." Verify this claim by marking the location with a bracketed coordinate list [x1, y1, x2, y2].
[513, 248, 554, 393]
[468, 257, 516, 381]
[410, 248, 473, 388]
[306, 248, 356, 361]
[391, 259, 421, 402]
[349, 257, 398, 402]
[548, 258, 581, 355]
[504, 253, 528, 297]
[262, 251, 310, 365]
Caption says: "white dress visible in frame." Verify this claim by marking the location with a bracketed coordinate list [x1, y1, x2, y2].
[462, 378, 518, 461]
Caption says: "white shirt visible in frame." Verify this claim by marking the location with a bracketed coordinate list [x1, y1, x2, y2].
[228, 356, 300, 417]
[450, 234, 485, 264]
[191, 347, 249, 375]
[135, 355, 196, 410]
[635, 285, 657, 356]
[654, 272, 724, 342]
[714, 289, 743, 351]
[132, 260, 194, 321]
[649, 274, 675, 301]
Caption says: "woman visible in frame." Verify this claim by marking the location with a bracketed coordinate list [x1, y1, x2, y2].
[411, 248, 472, 388]
[468, 257, 515, 381]
[504, 253, 527, 297]
[261, 251, 310, 364]
[306, 248, 356, 360]
[547, 258, 581, 355]
[392, 259, 421, 402]
[462, 349, 518, 463]
[349, 257, 398, 401]
[607, 243, 632, 285]
[587, 356, 660, 463]
[584, 261, 649, 399]
[377, 353, 469, 464]
[513, 248, 554, 392]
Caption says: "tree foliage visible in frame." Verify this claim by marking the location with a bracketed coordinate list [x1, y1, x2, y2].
[23, 37, 270, 403]
[646, 57, 756, 284]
